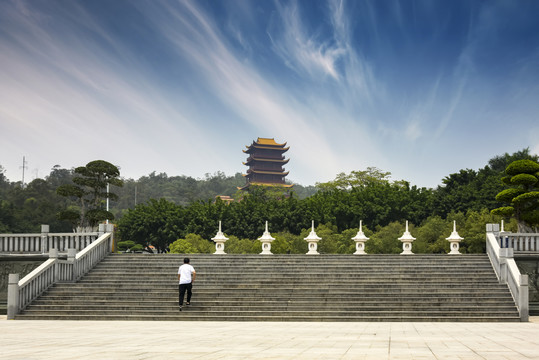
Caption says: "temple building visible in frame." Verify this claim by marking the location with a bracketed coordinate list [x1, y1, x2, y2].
[239, 137, 293, 191]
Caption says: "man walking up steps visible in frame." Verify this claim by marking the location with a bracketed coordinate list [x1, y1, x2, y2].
[178, 257, 196, 311]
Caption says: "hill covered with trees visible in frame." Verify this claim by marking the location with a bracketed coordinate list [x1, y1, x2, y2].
[1, 148, 537, 254]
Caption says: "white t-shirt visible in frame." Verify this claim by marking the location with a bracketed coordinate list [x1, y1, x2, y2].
[178, 264, 195, 284]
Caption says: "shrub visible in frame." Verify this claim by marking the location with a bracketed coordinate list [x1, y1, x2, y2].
[506, 160, 539, 176]
[169, 234, 213, 254]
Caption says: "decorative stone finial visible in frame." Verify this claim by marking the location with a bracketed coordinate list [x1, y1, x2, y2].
[304, 220, 321, 255]
[258, 221, 275, 255]
[211, 220, 229, 254]
[446, 220, 463, 255]
[398, 220, 416, 255]
[352, 220, 369, 255]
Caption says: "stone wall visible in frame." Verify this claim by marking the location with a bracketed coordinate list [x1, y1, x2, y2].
[516, 256, 539, 315]
[0, 256, 46, 314]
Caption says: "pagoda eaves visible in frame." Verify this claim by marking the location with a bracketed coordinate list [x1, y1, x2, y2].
[240, 137, 292, 190]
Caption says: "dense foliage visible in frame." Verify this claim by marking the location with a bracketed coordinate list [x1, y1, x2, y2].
[1, 148, 537, 254]
[492, 159, 539, 232]
[56, 160, 124, 230]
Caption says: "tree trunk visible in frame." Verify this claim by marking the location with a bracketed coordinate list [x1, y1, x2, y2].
[517, 221, 537, 233]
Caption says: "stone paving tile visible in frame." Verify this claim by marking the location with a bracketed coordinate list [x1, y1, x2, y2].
[1, 319, 539, 359]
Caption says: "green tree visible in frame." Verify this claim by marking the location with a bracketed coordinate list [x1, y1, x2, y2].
[117, 198, 184, 252]
[224, 235, 259, 254]
[271, 231, 307, 254]
[56, 160, 123, 230]
[366, 221, 406, 254]
[414, 216, 452, 254]
[315, 167, 391, 191]
[169, 234, 213, 254]
[492, 159, 539, 232]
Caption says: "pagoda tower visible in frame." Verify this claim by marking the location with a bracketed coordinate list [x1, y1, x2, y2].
[239, 137, 292, 190]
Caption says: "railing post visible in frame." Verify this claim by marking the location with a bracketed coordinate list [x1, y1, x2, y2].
[98, 224, 105, 237]
[105, 223, 115, 252]
[67, 248, 77, 282]
[519, 274, 529, 322]
[498, 248, 513, 284]
[41, 225, 49, 254]
[67, 248, 76, 262]
[7, 274, 20, 320]
[49, 248, 59, 281]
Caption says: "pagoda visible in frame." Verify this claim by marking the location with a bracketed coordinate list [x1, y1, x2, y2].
[239, 137, 292, 190]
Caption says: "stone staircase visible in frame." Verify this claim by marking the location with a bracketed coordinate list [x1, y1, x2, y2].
[15, 253, 521, 321]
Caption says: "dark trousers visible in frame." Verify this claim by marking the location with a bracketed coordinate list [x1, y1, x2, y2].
[179, 283, 192, 306]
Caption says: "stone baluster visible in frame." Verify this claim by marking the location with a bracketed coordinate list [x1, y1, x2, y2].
[41, 224, 49, 254]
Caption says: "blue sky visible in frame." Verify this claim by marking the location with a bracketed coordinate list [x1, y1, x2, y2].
[1, 0, 538, 188]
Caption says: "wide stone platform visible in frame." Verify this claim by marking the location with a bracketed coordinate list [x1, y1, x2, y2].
[1, 317, 538, 359]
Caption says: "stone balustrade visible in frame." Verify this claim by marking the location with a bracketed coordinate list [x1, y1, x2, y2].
[7, 224, 114, 319]
[0, 225, 99, 254]
[498, 232, 539, 252]
[486, 223, 529, 322]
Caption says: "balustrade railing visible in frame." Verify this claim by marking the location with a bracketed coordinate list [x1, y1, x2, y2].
[7, 224, 114, 319]
[486, 224, 529, 322]
[0, 225, 99, 254]
[498, 232, 539, 252]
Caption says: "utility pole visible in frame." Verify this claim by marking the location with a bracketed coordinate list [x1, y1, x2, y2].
[106, 183, 110, 224]
[20, 156, 28, 188]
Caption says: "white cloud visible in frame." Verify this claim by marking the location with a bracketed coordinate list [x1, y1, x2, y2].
[269, 1, 345, 81]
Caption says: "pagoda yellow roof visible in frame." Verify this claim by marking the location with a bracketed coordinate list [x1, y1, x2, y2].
[243, 145, 290, 153]
[256, 137, 287, 146]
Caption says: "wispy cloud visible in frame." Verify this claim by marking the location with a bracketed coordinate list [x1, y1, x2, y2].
[269, 1, 346, 81]
[1, 0, 538, 187]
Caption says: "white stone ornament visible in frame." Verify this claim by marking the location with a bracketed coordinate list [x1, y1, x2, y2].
[304, 220, 322, 255]
[446, 221, 463, 255]
[399, 221, 416, 255]
[352, 220, 369, 255]
[211, 221, 229, 254]
[258, 221, 275, 255]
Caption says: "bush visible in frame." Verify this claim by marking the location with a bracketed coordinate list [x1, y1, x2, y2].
[506, 160, 539, 176]
[169, 234, 213, 254]
[225, 235, 259, 254]
[118, 240, 136, 251]
[510, 173, 538, 186]
[131, 244, 144, 252]
[495, 188, 525, 203]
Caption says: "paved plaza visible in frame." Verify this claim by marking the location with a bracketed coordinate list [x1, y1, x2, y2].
[1, 317, 539, 359]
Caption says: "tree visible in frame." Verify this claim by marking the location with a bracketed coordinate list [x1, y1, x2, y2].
[315, 167, 391, 191]
[492, 159, 539, 232]
[366, 221, 405, 254]
[117, 198, 185, 252]
[169, 234, 213, 254]
[56, 160, 123, 231]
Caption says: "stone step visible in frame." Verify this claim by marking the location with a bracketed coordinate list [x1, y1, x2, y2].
[22, 307, 518, 316]
[43, 282, 512, 290]
[31, 297, 516, 306]
[15, 312, 520, 322]
[16, 253, 521, 322]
